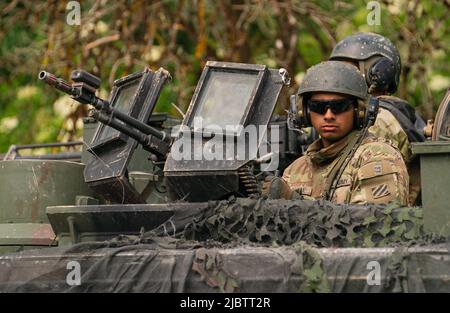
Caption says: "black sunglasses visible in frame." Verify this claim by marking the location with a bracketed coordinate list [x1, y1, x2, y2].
[307, 98, 356, 115]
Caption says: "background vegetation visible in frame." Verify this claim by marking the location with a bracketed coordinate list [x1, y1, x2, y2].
[0, 0, 449, 153]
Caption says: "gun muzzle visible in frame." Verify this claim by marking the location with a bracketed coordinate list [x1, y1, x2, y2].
[38, 71, 74, 95]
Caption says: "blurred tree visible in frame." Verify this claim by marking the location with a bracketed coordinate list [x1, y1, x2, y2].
[0, 0, 448, 152]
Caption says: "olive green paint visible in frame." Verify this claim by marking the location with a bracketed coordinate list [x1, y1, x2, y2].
[0, 160, 93, 224]
[412, 141, 450, 236]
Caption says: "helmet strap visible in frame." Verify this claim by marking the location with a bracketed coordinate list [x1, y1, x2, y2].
[358, 60, 366, 81]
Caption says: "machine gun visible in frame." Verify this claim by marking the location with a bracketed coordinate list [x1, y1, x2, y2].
[39, 70, 171, 159]
[39, 68, 172, 203]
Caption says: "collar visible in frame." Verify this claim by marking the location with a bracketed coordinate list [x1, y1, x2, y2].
[307, 130, 359, 166]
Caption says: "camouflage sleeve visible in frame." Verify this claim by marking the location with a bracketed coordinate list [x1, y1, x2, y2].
[282, 157, 316, 201]
[282, 156, 309, 192]
[369, 108, 412, 163]
[349, 141, 409, 206]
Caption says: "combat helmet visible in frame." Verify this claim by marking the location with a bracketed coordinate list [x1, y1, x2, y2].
[296, 61, 368, 129]
[330, 32, 401, 94]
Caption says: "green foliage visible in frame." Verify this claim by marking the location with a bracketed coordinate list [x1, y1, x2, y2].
[0, 0, 448, 152]
[297, 33, 324, 67]
[0, 85, 61, 150]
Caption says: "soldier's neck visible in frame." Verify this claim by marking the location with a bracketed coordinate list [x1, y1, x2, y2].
[322, 139, 332, 148]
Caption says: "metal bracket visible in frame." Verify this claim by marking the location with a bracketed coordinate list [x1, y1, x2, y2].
[278, 68, 291, 86]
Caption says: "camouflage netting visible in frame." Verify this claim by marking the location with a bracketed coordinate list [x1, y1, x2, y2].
[190, 240, 331, 293]
[0, 197, 448, 293]
[170, 197, 426, 248]
[1, 234, 448, 293]
[145, 197, 440, 293]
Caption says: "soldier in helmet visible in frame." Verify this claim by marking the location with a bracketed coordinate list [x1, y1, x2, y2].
[329, 32, 425, 205]
[263, 61, 409, 205]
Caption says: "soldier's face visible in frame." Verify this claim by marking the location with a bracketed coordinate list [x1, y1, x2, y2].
[309, 92, 355, 147]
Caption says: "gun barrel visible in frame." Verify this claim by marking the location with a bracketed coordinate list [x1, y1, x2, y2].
[38, 71, 75, 96]
[92, 110, 170, 157]
[110, 108, 169, 143]
[93, 110, 146, 143]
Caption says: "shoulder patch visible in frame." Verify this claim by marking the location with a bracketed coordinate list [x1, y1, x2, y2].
[358, 160, 396, 180]
[371, 183, 391, 199]
[373, 164, 382, 176]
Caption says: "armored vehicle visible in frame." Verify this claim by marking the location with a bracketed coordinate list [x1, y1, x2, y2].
[0, 62, 449, 293]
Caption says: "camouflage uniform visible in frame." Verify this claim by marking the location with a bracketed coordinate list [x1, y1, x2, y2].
[369, 96, 421, 206]
[370, 107, 411, 163]
[282, 131, 409, 205]
[329, 33, 423, 206]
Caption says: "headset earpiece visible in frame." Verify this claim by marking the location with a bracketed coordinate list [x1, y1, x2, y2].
[355, 99, 367, 129]
[367, 57, 397, 94]
[364, 96, 379, 126]
[297, 95, 311, 128]
[288, 94, 309, 128]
